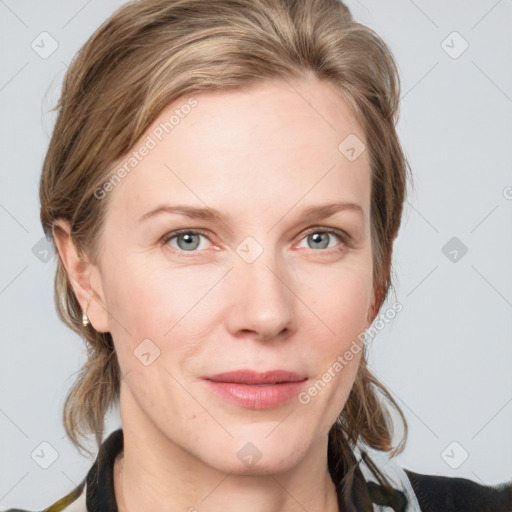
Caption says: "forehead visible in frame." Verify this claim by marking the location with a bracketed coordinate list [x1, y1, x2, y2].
[105, 76, 370, 223]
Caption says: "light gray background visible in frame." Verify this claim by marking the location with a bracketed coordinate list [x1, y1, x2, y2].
[1, 0, 511, 509]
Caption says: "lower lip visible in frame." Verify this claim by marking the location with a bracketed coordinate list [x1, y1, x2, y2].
[204, 380, 307, 409]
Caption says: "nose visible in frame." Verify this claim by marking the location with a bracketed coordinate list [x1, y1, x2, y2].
[225, 247, 296, 343]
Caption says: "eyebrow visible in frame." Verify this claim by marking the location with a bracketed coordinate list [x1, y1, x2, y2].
[137, 201, 364, 224]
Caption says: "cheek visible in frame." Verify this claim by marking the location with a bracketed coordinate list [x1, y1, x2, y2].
[298, 263, 371, 412]
[102, 258, 225, 369]
[300, 261, 373, 344]
[104, 256, 219, 328]
[332, 280, 372, 337]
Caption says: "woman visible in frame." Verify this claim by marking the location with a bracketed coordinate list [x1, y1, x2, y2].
[5, 0, 510, 511]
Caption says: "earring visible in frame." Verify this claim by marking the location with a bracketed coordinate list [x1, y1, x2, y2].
[82, 311, 90, 327]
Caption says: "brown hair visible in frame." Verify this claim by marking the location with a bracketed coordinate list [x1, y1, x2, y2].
[40, 0, 413, 495]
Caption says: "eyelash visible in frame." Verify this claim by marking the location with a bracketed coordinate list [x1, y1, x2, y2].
[160, 227, 351, 257]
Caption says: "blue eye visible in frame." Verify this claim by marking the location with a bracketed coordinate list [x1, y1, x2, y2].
[298, 229, 346, 251]
[161, 227, 350, 257]
[163, 230, 211, 253]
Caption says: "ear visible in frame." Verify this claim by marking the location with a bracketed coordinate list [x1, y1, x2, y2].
[52, 219, 110, 333]
[366, 285, 382, 327]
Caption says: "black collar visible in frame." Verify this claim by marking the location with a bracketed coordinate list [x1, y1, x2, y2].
[85, 428, 123, 511]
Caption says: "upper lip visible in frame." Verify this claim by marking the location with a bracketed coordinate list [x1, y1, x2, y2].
[203, 370, 307, 385]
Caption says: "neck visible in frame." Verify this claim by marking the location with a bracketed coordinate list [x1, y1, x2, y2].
[114, 410, 341, 512]
[114, 450, 340, 512]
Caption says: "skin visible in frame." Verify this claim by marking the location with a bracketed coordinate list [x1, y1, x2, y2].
[54, 72, 378, 512]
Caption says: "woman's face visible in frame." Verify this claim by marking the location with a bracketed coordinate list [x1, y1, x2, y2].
[91, 74, 375, 474]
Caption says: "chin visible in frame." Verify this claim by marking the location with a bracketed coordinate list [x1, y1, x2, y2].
[210, 450, 306, 476]
[201, 429, 312, 475]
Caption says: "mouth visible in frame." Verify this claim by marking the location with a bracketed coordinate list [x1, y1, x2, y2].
[202, 369, 308, 409]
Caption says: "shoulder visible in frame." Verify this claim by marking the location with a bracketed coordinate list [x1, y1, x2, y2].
[1, 429, 123, 512]
[1, 477, 87, 512]
[404, 469, 512, 512]
[355, 443, 511, 512]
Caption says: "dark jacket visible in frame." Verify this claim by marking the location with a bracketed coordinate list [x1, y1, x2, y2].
[3, 428, 511, 511]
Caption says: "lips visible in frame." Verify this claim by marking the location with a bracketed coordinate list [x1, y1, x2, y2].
[202, 370, 308, 409]
[203, 369, 307, 385]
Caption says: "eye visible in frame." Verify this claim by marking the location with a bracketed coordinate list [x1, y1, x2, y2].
[161, 227, 350, 257]
[161, 229, 212, 255]
[296, 227, 348, 253]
